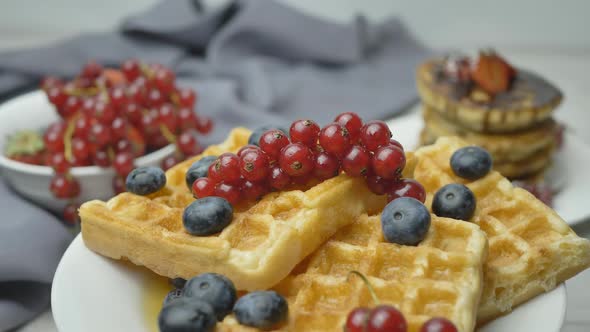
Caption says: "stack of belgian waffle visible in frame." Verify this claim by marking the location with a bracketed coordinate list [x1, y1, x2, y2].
[416, 51, 563, 181]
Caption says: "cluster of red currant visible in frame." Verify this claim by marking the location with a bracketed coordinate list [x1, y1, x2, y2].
[344, 271, 457, 332]
[346, 306, 458, 332]
[191, 112, 425, 205]
[41, 60, 213, 223]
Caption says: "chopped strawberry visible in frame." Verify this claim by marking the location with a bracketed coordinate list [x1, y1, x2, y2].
[471, 51, 516, 95]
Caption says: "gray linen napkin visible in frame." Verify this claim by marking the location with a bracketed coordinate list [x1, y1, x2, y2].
[0, 0, 431, 329]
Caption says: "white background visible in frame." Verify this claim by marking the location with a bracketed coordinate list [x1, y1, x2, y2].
[1, 1, 589, 331]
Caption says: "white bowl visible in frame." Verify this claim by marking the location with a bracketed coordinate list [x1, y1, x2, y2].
[0, 90, 175, 213]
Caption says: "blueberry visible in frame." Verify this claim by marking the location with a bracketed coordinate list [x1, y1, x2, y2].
[158, 298, 216, 332]
[185, 156, 217, 189]
[183, 197, 233, 236]
[163, 289, 184, 306]
[432, 183, 476, 221]
[233, 291, 288, 330]
[170, 278, 187, 289]
[248, 125, 289, 146]
[381, 197, 431, 245]
[450, 146, 493, 180]
[125, 166, 166, 195]
[184, 273, 237, 321]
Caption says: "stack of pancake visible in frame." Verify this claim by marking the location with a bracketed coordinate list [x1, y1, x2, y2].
[416, 55, 563, 181]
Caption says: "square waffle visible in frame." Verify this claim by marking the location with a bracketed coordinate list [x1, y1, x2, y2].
[79, 128, 386, 291]
[407, 136, 590, 323]
[218, 213, 488, 332]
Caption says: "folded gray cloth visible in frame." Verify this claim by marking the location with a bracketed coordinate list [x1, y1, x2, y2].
[0, 0, 431, 329]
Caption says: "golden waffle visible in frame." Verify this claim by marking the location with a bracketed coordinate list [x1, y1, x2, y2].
[408, 137, 590, 323]
[422, 105, 557, 163]
[417, 59, 562, 133]
[218, 213, 488, 332]
[80, 128, 385, 291]
[419, 128, 555, 180]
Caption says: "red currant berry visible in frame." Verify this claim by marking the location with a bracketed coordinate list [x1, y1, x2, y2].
[92, 148, 111, 167]
[345, 307, 370, 332]
[177, 107, 197, 131]
[112, 176, 126, 194]
[46, 86, 68, 109]
[420, 318, 457, 332]
[111, 117, 128, 141]
[360, 121, 392, 152]
[153, 68, 175, 94]
[72, 138, 90, 160]
[279, 143, 314, 177]
[122, 59, 141, 81]
[241, 180, 268, 201]
[43, 127, 65, 152]
[146, 88, 164, 108]
[192, 177, 216, 199]
[109, 87, 127, 110]
[319, 123, 351, 157]
[313, 152, 340, 180]
[81, 60, 103, 79]
[334, 112, 363, 142]
[80, 98, 96, 117]
[371, 146, 405, 180]
[50, 174, 80, 199]
[114, 139, 133, 154]
[127, 83, 146, 105]
[269, 166, 290, 190]
[214, 182, 241, 205]
[48, 153, 70, 174]
[140, 112, 159, 137]
[124, 102, 142, 125]
[63, 203, 80, 225]
[88, 123, 112, 147]
[148, 133, 170, 149]
[342, 145, 371, 177]
[73, 115, 92, 138]
[387, 179, 426, 203]
[237, 145, 260, 157]
[389, 138, 404, 151]
[208, 153, 241, 184]
[158, 104, 177, 130]
[259, 130, 290, 160]
[161, 155, 180, 171]
[366, 305, 407, 332]
[240, 148, 269, 182]
[95, 100, 117, 124]
[290, 119, 320, 147]
[113, 152, 134, 177]
[195, 115, 213, 135]
[61, 96, 82, 119]
[365, 175, 393, 195]
[177, 87, 196, 108]
[177, 130, 201, 156]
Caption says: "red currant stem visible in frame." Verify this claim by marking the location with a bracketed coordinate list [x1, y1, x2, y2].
[139, 63, 153, 79]
[96, 80, 110, 102]
[64, 87, 100, 97]
[169, 93, 180, 107]
[63, 117, 77, 163]
[107, 147, 115, 162]
[348, 270, 380, 305]
[159, 124, 177, 144]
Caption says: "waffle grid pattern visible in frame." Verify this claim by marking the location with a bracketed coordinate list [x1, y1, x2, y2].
[80, 128, 385, 291]
[219, 214, 487, 332]
[410, 137, 590, 323]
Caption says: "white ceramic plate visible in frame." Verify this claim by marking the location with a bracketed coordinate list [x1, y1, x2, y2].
[52, 235, 567, 332]
[386, 107, 590, 226]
